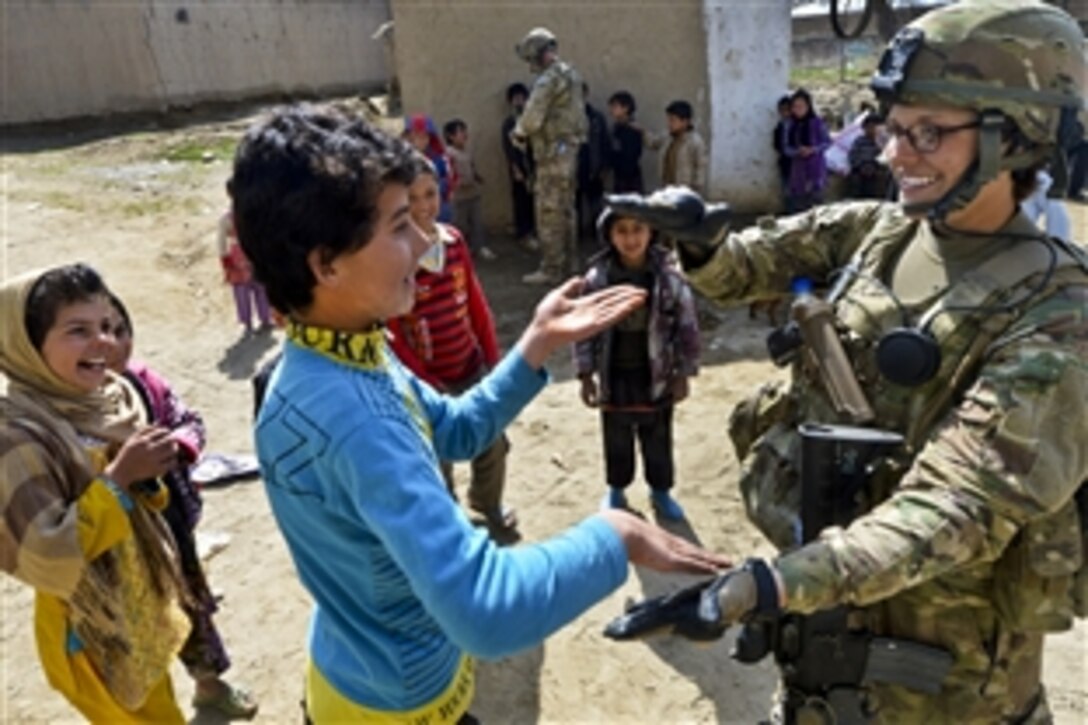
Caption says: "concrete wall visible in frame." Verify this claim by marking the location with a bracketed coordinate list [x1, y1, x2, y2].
[392, 0, 711, 230]
[704, 0, 791, 210]
[2, 0, 392, 125]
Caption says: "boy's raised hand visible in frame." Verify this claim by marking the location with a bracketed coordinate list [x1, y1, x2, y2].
[518, 278, 646, 369]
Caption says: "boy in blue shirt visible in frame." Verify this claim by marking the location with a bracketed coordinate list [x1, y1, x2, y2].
[229, 105, 728, 723]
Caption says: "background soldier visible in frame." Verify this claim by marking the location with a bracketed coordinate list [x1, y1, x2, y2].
[511, 27, 587, 285]
[606, 1, 1088, 721]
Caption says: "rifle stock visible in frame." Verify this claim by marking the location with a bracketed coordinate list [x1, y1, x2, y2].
[733, 424, 951, 723]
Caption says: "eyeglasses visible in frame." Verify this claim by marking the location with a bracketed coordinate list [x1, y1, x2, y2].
[884, 119, 980, 154]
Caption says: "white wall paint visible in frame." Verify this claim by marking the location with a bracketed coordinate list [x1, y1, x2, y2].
[703, 0, 792, 210]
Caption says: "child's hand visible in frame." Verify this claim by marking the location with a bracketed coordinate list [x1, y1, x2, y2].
[105, 426, 179, 491]
[671, 377, 689, 403]
[579, 375, 599, 408]
[517, 278, 646, 369]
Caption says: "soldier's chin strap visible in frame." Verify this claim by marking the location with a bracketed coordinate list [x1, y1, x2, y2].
[903, 111, 1047, 223]
[896, 109, 1005, 219]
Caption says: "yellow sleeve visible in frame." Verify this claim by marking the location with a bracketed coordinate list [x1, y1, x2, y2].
[75, 478, 133, 561]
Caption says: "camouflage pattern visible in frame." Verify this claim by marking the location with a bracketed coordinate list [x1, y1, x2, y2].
[515, 55, 586, 279]
[514, 59, 587, 164]
[873, 0, 1084, 153]
[531, 149, 578, 279]
[689, 200, 1088, 722]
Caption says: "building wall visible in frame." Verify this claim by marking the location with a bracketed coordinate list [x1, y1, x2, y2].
[704, 0, 792, 210]
[392, 0, 712, 231]
[2, 0, 392, 125]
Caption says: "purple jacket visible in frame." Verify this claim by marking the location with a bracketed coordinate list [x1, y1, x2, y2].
[574, 245, 700, 404]
[124, 360, 206, 530]
[786, 115, 831, 197]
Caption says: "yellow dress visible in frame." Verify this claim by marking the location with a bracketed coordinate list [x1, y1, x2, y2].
[33, 448, 185, 723]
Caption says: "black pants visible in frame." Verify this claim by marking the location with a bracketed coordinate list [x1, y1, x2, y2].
[1068, 140, 1088, 197]
[510, 178, 535, 239]
[601, 406, 674, 491]
[576, 176, 605, 237]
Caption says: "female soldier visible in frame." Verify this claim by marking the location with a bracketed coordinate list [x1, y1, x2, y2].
[607, 1, 1087, 721]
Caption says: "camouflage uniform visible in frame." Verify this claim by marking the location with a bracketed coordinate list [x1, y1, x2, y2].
[514, 29, 586, 281]
[691, 200, 1087, 722]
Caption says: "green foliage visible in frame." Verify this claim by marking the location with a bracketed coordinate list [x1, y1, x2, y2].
[160, 136, 238, 163]
[790, 57, 877, 88]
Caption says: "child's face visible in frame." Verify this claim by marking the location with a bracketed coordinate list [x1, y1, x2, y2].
[511, 93, 527, 112]
[611, 217, 652, 268]
[105, 305, 132, 374]
[791, 97, 810, 119]
[408, 130, 429, 151]
[450, 127, 468, 148]
[666, 114, 688, 135]
[408, 173, 441, 231]
[317, 183, 429, 328]
[38, 295, 116, 393]
[608, 102, 629, 122]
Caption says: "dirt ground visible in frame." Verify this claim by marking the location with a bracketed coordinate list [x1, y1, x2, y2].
[1, 105, 1085, 724]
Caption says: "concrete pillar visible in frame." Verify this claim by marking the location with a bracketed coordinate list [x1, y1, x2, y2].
[703, 0, 792, 211]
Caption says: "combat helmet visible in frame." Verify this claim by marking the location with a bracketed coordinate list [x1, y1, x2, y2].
[516, 27, 558, 72]
[871, 0, 1084, 219]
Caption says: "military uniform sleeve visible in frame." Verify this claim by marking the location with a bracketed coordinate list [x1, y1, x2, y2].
[685, 201, 886, 307]
[514, 72, 559, 139]
[776, 285, 1088, 613]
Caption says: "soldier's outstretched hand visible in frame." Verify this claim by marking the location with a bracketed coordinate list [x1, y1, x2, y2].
[603, 558, 784, 642]
[517, 277, 646, 368]
[606, 186, 732, 263]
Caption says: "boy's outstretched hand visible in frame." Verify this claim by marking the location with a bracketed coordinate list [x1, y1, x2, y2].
[518, 278, 647, 369]
[598, 509, 730, 575]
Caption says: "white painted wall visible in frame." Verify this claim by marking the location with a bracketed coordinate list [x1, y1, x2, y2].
[703, 0, 792, 210]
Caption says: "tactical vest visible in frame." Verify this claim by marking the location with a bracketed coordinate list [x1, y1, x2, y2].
[728, 211, 1088, 632]
[529, 61, 587, 161]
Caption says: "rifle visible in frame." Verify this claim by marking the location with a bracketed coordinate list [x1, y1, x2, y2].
[731, 423, 953, 724]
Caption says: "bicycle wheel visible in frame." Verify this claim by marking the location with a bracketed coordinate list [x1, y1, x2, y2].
[831, 0, 876, 39]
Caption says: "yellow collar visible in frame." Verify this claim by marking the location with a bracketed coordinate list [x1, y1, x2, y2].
[286, 321, 387, 371]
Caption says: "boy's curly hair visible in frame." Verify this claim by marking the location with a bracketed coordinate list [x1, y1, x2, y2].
[228, 105, 417, 314]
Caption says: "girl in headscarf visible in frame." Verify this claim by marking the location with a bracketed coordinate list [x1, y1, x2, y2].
[0, 264, 190, 722]
[405, 113, 457, 222]
[106, 293, 258, 720]
[785, 88, 831, 212]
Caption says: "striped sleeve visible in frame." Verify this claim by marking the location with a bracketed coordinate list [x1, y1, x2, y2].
[1, 426, 131, 598]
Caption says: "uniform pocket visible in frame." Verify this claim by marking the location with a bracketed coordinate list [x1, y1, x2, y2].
[992, 500, 1082, 632]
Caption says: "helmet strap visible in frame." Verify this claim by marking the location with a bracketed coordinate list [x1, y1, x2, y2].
[916, 112, 1010, 222]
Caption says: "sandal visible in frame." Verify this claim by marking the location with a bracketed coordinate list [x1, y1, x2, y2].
[192, 682, 259, 720]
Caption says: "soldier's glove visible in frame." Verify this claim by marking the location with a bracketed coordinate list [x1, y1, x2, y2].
[605, 186, 732, 267]
[603, 559, 780, 643]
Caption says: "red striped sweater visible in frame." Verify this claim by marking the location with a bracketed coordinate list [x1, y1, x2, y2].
[388, 224, 500, 389]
